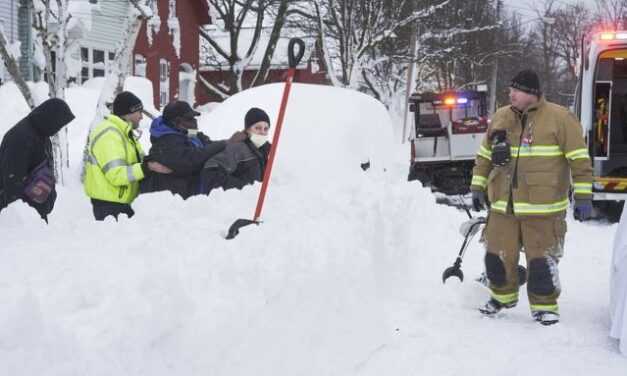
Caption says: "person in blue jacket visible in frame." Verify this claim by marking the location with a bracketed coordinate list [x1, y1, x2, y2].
[140, 101, 246, 198]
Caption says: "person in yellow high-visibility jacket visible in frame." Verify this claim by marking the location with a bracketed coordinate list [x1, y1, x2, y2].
[469, 70, 593, 326]
[84, 91, 171, 220]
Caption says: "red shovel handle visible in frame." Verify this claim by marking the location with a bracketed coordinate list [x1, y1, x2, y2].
[252, 38, 305, 221]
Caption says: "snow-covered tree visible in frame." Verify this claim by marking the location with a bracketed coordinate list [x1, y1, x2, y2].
[199, 0, 292, 99]
[552, 2, 591, 82]
[595, 0, 627, 30]
[32, 0, 75, 183]
[0, 24, 36, 108]
[414, 0, 501, 91]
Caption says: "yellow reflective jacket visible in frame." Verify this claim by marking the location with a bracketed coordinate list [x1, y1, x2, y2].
[471, 98, 593, 216]
[83, 115, 145, 204]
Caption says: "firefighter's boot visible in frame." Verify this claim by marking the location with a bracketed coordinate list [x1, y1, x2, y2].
[532, 310, 560, 326]
[479, 297, 517, 316]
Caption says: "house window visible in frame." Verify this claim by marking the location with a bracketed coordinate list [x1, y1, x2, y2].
[93, 49, 105, 77]
[178, 63, 195, 105]
[81, 67, 89, 83]
[134, 54, 146, 77]
[93, 49, 105, 65]
[159, 59, 170, 107]
[79, 47, 115, 84]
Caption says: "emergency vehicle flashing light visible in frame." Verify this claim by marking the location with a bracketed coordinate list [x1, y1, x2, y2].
[443, 97, 468, 106]
[599, 32, 627, 41]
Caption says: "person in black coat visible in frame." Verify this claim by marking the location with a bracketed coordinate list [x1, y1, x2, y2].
[200, 107, 272, 194]
[140, 101, 247, 199]
[0, 98, 75, 221]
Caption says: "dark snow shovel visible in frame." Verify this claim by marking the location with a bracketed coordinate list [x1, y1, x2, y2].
[442, 216, 486, 283]
[225, 38, 306, 240]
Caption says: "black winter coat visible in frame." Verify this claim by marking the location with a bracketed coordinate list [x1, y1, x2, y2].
[0, 98, 75, 220]
[140, 117, 227, 198]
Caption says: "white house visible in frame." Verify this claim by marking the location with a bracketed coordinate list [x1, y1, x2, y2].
[0, 0, 20, 82]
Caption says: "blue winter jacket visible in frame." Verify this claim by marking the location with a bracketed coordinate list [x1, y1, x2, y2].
[140, 116, 226, 198]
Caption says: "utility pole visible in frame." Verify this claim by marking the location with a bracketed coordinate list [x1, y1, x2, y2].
[18, 0, 33, 81]
[488, 0, 502, 114]
[402, 25, 418, 144]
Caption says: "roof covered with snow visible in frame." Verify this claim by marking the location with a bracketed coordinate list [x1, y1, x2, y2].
[200, 27, 316, 71]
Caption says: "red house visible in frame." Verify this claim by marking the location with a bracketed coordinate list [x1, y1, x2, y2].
[197, 30, 330, 104]
[133, 0, 210, 108]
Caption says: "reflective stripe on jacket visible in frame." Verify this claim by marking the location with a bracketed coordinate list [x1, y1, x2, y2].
[83, 115, 145, 204]
[470, 97, 593, 216]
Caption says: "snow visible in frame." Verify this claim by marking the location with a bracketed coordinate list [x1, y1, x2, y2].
[1, 81, 627, 374]
[611, 208, 627, 355]
[167, 0, 181, 58]
[67, 0, 97, 33]
[146, 0, 161, 46]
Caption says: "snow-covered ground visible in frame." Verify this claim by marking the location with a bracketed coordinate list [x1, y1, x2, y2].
[1, 80, 626, 375]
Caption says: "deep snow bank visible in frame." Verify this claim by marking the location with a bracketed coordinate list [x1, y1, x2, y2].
[0, 81, 626, 375]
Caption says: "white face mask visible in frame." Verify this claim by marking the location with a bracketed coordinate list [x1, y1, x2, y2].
[249, 133, 268, 148]
[187, 129, 199, 138]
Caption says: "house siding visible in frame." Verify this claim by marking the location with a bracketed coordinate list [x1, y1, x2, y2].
[84, 1, 131, 51]
[134, 0, 209, 108]
[0, 0, 18, 82]
[72, 0, 131, 83]
[0, 0, 18, 42]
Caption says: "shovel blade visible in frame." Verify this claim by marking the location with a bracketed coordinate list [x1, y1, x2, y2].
[442, 266, 464, 283]
[226, 219, 258, 240]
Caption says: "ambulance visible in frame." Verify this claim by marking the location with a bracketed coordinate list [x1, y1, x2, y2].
[575, 31, 627, 220]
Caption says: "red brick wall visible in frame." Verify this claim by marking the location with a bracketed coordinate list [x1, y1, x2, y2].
[197, 64, 330, 104]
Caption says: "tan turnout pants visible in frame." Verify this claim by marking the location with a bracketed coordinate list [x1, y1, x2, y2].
[482, 211, 566, 312]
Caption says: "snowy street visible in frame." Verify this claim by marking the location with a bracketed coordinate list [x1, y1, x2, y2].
[0, 81, 626, 374]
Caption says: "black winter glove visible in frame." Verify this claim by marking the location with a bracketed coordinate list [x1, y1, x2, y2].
[472, 190, 487, 212]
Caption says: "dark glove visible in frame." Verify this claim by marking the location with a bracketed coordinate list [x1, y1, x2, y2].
[472, 190, 487, 212]
[573, 199, 593, 221]
[490, 129, 511, 166]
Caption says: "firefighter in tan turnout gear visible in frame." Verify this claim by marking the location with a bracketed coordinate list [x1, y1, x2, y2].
[470, 69, 593, 326]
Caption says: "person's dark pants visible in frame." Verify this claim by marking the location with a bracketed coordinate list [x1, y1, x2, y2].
[91, 199, 135, 221]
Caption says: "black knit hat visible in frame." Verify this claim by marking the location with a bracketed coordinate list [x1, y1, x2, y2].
[510, 69, 541, 96]
[163, 101, 201, 124]
[113, 91, 143, 116]
[244, 107, 271, 129]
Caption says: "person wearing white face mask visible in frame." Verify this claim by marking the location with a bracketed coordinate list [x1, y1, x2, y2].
[200, 107, 272, 195]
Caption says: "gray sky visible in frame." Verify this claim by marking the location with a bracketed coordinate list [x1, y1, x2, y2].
[503, 0, 597, 20]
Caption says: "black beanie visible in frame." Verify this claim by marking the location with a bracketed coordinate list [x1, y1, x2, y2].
[244, 107, 270, 129]
[510, 69, 541, 97]
[113, 91, 143, 117]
